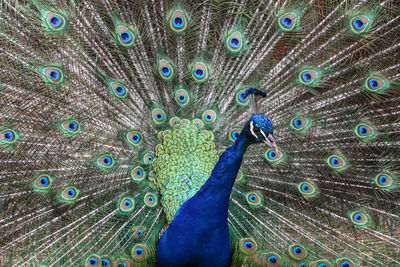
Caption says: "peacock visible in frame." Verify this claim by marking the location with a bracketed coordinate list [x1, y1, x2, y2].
[0, 0, 399, 266]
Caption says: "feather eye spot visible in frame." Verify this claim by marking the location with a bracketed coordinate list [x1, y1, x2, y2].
[169, 9, 188, 32]
[195, 69, 204, 79]
[159, 59, 174, 80]
[87, 256, 100, 266]
[354, 122, 376, 141]
[302, 72, 312, 82]
[226, 31, 244, 53]
[175, 89, 190, 106]
[116, 26, 135, 46]
[235, 88, 251, 106]
[49, 16, 62, 27]
[144, 192, 158, 207]
[132, 226, 146, 240]
[368, 78, 378, 89]
[33, 174, 53, 192]
[110, 82, 128, 98]
[61, 186, 79, 203]
[49, 70, 60, 81]
[62, 120, 81, 135]
[42, 67, 64, 84]
[192, 62, 209, 82]
[119, 197, 135, 213]
[336, 258, 354, 267]
[298, 68, 320, 86]
[96, 154, 115, 169]
[239, 238, 257, 254]
[131, 166, 146, 182]
[45, 12, 66, 31]
[278, 12, 297, 31]
[127, 130, 143, 146]
[289, 116, 312, 133]
[349, 211, 369, 226]
[120, 32, 132, 43]
[293, 118, 302, 127]
[364, 75, 388, 93]
[131, 244, 147, 260]
[202, 110, 217, 124]
[288, 244, 307, 260]
[142, 152, 154, 164]
[282, 17, 293, 28]
[1, 128, 19, 144]
[229, 37, 240, 48]
[268, 150, 276, 159]
[297, 181, 318, 198]
[246, 192, 262, 207]
[228, 128, 241, 142]
[350, 16, 370, 33]
[326, 154, 347, 171]
[151, 108, 167, 124]
[268, 256, 277, 263]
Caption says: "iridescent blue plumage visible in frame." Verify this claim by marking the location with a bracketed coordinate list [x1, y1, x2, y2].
[157, 113, 275, 266]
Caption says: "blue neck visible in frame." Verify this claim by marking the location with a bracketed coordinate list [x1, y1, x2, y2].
[156, 132, 254, 266]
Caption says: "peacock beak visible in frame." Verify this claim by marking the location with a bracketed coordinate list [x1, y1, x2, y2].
[262, 133, 278, 153]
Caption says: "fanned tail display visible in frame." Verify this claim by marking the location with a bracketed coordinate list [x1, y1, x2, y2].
[0, 0, 399, 266]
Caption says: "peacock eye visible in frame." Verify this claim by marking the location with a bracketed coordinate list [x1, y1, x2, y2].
[326, 153, 348, 171]
[61, 120, 81, 135]
[239, 238, 257, 254]
[192, 61, 210, 82]
[131, 244, 148, 260]
[33, 174, 53, 192]
[110, 82, 128, 98]
[131, 166, 146, 182]
[299, 69, 319, 86]
[278, 12, 297, 31]
[297, 181, 318, 198]
[119, 197, 135, 214]
[42, 67, 64, 84]
[126, 130, 143, 146]
[144, 192, 158, 208]
[174, 88, 190, 106]
[336, 257, 354, 267]
[364, 75, 389, 94]
[349, 210, 369, 226]
[132, 226, 147, 240]
[228, 128, 241, 142]
[226, 30, 244, 53]
[246, 192, 262, 207]
[142, 152, 155, 164]
[288, 244, 307, 260]
[158, 59, 174, 80]
[350, 15, 371, 34]
[202, 110, 217, 124]
[60, 186, 80, 203]
[1, 128, 19, 145]
[169, 9, 189, 33]
[235, 88, 251, 106]
[101, 259, 110, 266]
[374, 173, 396, 189]
[116, 25, 136, 47]
[353, 122, 377, 142]
[151, 108, 167, 124]
[45, 12, 66, 31]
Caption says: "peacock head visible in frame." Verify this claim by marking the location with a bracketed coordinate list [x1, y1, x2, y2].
[243, 113, 278, 152]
